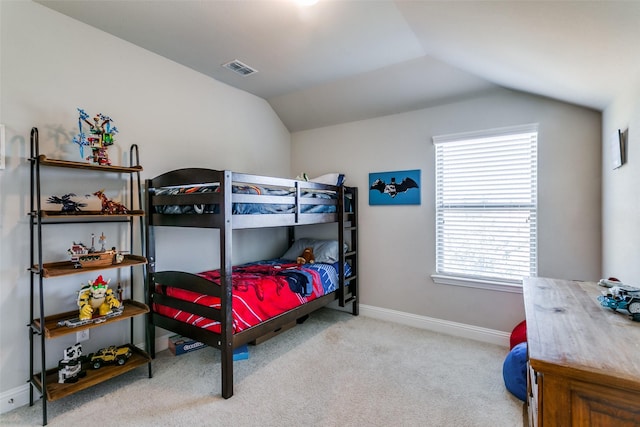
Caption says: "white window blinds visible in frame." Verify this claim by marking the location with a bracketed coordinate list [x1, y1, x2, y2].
[433, 124, 538, 284]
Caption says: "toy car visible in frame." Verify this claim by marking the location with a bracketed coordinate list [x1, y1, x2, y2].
[88, 345, 132, 369]
[597, 286, 640, 321]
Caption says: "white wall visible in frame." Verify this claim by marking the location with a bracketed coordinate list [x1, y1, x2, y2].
[0, 1, 290, 403]
[602, 80, 640, 283]
[292, 89, 602, 332]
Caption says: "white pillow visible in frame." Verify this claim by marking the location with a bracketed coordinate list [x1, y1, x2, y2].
[309, 173, 345, 186]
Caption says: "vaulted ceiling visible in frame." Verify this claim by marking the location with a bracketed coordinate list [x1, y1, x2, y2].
[37, 1, 640, 132]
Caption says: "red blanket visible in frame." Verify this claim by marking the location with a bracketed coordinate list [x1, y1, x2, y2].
[154, 263, 326, 334]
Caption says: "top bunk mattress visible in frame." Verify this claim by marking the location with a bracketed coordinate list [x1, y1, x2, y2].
[146, 168, 348, 228]
[153, 183, 338, 215]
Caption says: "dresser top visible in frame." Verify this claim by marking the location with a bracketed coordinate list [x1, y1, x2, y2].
[523, 277, 640, 392]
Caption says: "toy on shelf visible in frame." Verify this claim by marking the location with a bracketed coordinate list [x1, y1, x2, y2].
[43, 192, 102, 213]
[46, 193, 87, 213]
[88, 345, 132, 369]
[77, 275, 121, 321]
[72, 108, 118, 165]
[58, 343, 87, 384]
[94, 189, 129, 214]
[57, 304, 124, 328]
[69, 232, 125, 268]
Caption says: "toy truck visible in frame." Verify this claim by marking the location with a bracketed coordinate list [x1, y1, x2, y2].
[88, 345, 132, 369]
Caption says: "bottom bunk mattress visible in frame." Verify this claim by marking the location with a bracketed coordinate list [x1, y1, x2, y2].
[153, 259, 350, 334]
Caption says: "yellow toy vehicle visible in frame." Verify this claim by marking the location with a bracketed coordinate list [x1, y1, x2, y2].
[88, 345, 132, 369]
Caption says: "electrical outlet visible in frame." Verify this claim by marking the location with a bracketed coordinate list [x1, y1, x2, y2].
[76, 329, 89, 342]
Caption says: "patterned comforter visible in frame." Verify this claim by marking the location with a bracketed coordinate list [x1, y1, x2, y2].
[153, 260, 349, 334]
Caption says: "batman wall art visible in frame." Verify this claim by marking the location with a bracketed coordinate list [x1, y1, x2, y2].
[369, 169, 421, 205]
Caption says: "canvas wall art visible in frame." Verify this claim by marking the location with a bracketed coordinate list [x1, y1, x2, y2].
[369, 169, 421, 205]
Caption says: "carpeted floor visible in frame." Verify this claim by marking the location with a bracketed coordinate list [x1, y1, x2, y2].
[1, 308, 524, 426]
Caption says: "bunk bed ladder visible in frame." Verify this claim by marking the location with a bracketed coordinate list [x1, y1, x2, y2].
[338, 187, 358, 315]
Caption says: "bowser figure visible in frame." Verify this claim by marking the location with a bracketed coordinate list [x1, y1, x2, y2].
[77, 275, 120, 321]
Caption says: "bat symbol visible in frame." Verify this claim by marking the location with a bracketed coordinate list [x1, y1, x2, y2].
[370, 177, 418, 198]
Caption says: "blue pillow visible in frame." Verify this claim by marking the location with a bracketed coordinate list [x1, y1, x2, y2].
[503, 342, 528, 401]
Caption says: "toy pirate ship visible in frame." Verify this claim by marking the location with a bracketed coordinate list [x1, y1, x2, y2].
[68, 232, 125, 269]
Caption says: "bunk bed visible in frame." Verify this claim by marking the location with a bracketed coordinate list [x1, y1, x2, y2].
[145, 168, 358, 398]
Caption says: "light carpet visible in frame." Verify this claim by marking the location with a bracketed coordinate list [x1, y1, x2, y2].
[1, 308, 524, 426]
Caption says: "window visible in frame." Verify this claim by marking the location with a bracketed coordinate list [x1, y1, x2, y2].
[433, 124, 537, 290]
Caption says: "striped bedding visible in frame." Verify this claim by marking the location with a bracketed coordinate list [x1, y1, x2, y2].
[153, 260, 349, 334]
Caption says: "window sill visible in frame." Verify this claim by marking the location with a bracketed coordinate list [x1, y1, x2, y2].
[431, 274, 523, 294]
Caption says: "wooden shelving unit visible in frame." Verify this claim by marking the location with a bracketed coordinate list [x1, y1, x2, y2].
[28, 128, 152, 426]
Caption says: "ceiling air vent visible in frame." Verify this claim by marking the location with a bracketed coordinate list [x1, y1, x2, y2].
[222, 59, 258, 76]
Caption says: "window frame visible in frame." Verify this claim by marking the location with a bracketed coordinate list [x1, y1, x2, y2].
[432, 124, 538, 293]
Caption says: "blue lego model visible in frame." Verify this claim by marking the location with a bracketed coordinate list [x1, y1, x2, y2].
[597, 282, 640, 321]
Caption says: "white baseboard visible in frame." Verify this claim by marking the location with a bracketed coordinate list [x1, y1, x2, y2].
[359, 304, 511, 347]
[0, 383, 34, 415]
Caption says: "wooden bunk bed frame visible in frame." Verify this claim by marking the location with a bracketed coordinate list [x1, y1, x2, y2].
[145, 168, 358, 398]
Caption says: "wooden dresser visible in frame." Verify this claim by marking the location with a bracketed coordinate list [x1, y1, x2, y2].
[523, 277, 640, 427]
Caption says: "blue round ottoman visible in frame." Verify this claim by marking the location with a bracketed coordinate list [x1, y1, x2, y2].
[503, 341, 528, 401]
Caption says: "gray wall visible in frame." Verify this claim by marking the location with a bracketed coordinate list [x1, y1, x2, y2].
[602, 79, 640, 284]
[291, 89, 602, 332]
